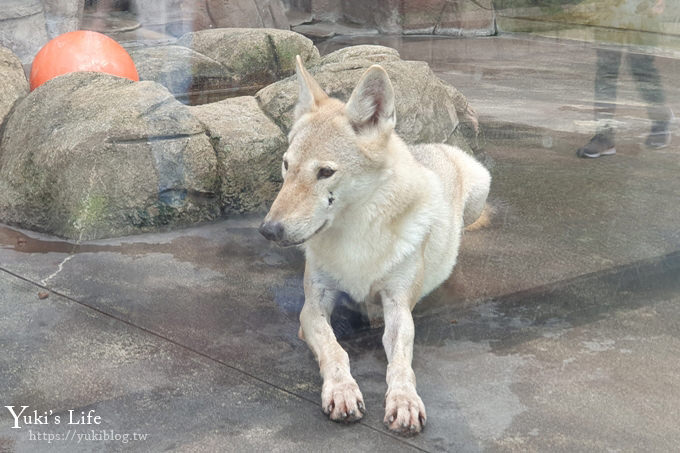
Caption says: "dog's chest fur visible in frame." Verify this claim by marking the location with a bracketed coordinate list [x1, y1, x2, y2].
[305, 172, 442, 302]
[308, 223, 427, 301]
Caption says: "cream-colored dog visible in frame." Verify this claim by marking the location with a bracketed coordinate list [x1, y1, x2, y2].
[259, 56, 491, 436]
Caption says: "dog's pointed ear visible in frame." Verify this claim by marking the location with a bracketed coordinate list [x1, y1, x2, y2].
[345, 65, 396, 135]
[294, 55, 328, 120]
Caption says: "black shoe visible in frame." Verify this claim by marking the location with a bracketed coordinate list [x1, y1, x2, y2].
[644, 123, 671, 149]
[577, 132, 616, 158]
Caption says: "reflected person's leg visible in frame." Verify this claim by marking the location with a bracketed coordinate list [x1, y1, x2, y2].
[628, 53, 672, 149]
[577, 48, 622, 158]
[594, 48, 622, 123]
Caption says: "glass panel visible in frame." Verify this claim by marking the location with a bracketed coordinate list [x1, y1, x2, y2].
[1, 1, 678, 451]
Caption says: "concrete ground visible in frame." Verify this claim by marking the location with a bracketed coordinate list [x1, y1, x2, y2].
[2, 34, 680, 452]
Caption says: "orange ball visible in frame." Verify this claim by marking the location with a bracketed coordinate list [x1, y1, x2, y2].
[29, 30, 139, 91]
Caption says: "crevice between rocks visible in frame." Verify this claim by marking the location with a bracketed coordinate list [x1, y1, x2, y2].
[432, 0, 451, 35]
[136, 96, 176, 118]
[105, 131, 205, 144]
[191, 115, 226, 211]
[255, 95, 290, 138]
[444, 123, 460, 145]
[266, 33, 283, 82]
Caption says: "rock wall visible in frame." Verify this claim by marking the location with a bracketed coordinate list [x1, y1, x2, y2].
[43, 0, 85, 38]
[0, 0, 291, 65]
[0, 0, 50, 64]
[130, 0, 289, 37]
[283, 0, 496, 37]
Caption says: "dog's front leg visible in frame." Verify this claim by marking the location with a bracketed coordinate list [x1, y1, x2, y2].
[300, 265, 365, 422]
[379, 266, 427, 435]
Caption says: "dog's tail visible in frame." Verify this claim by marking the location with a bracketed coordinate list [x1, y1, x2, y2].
[465, 202, 494, 232]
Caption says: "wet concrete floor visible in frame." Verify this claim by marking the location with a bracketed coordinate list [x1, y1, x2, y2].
[2, 34, 680, 451]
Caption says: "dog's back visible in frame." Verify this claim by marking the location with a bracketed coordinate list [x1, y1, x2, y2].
[409, 143, 490, 229]
[407, 143, 491, 296]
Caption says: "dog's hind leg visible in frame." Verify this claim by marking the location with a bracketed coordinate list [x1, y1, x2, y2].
[379, 261, 427, 436]
[300, 264, 365, 423]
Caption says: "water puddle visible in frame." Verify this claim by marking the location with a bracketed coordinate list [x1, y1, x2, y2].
[0, 224, 303, 274]
[1, 226, 82, 254]
[0, 225, 158, 255]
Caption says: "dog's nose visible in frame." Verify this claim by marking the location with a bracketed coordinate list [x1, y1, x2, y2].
[258, 221, 285, 242]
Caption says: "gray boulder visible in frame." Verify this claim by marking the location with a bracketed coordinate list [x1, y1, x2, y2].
[0, 72, 220, 240]
[0, 45, 29, 127]
[0, 0, 49, 64]
[131, 28, 320, 104]
[256, 45, 474, 148]
[130, 45, 233, 105]
[177, 28, 320, 93]
[190, 96, 287, 213]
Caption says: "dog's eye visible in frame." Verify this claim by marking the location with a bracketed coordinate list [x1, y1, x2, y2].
[283, 159, 288, 171]
[317, 167, 335, 179]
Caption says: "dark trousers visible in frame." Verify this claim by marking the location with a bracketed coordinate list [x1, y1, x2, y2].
[594, 48, 670, 125]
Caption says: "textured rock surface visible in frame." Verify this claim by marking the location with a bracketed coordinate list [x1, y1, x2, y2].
[130, 45, 234, 104]
[130, 0, 289, 37]
[0, 45, 28, 127]
[0, 0, 49, 64]
[341, 0, 401, 33]
[256, 45, 467, 147]
[291, 21, 380, 39]
[190, 96, 287, 213]
[282, 0, 495, 36]
[0, 72, 219, 240]
[42, 0, 84, 38]
[177, 28, 320, 92]
[401, 0, 495, 35]
[210, 0, 289, 29]
[131, 28, 320, 105]
[130, 0, 210, 37]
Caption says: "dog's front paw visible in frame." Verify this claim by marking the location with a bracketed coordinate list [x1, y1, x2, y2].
[383, 385, 426, 436]
[321, 377, 365, 423]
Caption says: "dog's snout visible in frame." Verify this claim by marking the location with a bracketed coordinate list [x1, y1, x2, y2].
[259, 221, 285, 242]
